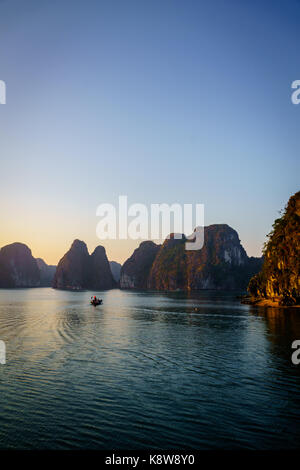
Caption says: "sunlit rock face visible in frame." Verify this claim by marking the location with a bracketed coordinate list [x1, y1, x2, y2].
[0, 243, 40, 287]
[53, 240, 115, 290]
[120, 241, 160, 289]
[147, 235, 187, 290]
[148, 225, 262, 291]
[121, 225, 262, 291]
[184, 225, 261, 290]
[248, 191, 300, 305]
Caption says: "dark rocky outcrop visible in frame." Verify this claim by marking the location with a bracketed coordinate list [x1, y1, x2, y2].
[248, 191, 300, 306]
[52, 240, 90, 289]
[52, 240, 115, 290]
[110, 261, 122, 283]
[0, 243, 40, 287]
[120, 241, 160, 289]
[89, 246, 115, 290]
[120, 225, 262, 291]
[147, 235, 187, 290]
[148, 225, 263, 291]
[186, 225, 263, 290]
[36, 258, 56, 287]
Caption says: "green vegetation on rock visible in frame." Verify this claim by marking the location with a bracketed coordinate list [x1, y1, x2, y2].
[147, 225, 263, 291]
[248, 191, 300, 306]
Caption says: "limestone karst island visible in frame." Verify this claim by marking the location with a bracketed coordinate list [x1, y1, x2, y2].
[1, 1, 299, 454]
[0, 192, 298, 308]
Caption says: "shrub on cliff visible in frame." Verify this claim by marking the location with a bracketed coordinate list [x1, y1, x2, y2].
[247, 191, 300, 305]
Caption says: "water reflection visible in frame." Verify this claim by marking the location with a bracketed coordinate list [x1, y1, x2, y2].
[250, 305, 300, 368]
[0, 288, 299, 450]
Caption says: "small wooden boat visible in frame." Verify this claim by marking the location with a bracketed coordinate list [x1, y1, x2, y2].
[90, 298, 102, 306]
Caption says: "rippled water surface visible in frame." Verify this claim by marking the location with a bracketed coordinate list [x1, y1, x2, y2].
[0, 288, 299, 449]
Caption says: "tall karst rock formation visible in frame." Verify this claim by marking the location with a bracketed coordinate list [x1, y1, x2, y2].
[53, 239, 115, 290]
[120, 225, 262, 291]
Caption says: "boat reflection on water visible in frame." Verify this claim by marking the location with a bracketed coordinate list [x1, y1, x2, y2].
[0, 288, 299, 450]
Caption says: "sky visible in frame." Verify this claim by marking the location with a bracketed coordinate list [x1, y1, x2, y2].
[0, 0, 299, 265]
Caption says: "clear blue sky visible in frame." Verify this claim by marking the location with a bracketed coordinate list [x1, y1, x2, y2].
[0, 0, 299, 264]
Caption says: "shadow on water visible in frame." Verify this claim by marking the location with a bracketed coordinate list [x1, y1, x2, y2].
[249, 305, 300, 368]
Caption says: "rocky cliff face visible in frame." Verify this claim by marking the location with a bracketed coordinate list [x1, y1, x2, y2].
[0, 243, 40, 287]
[120, 225, 262, 291]
[147, 225, 262, 290]
[52, 240, 115, 290]
[186, 225, 262, 290]
[52, 240, 90, 289]
[120, 241, 160, 289]
[147, 235, 187, 290]
[248, 191, 300, 306]
[89, 246, 116, 289]
[36, 258, 56, 287]
[110, 261, 122, 283]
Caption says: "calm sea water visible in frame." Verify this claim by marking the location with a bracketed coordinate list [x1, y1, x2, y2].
[0, 288, 299, 450]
